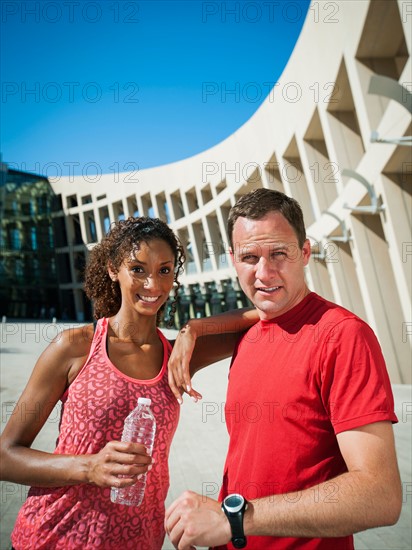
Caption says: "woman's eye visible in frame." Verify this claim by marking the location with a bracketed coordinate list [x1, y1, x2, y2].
[131, 266, 144, 274]
[160, 267, 171, 275]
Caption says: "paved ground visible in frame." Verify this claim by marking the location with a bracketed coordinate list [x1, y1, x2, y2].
[0, 322, 411, 550]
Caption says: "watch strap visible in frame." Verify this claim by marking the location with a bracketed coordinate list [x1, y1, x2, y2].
[222, 496, 247, 548]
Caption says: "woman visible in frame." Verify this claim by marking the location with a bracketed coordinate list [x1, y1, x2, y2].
[0, 217, 257, 549]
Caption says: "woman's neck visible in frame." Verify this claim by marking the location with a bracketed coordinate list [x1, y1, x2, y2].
[108, 310, 159, 345]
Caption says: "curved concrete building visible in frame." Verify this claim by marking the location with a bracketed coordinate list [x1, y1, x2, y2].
[51, 0, 411, 384]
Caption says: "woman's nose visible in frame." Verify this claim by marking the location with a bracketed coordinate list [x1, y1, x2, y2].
[143, 274, 158, 289]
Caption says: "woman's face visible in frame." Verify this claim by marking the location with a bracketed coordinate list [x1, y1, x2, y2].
[110, 238, 176, 317]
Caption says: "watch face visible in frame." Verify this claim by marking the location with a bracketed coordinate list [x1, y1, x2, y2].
[224, 494, 245, 513]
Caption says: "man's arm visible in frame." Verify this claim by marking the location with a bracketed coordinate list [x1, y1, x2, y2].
[165, 421, 402, 548]
[245, 421, 401, 537]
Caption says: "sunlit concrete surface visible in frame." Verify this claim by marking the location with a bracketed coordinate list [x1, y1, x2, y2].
[0, 323, 411, 550]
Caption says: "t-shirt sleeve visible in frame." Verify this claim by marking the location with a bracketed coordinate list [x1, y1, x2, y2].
[319, 317, 398, 434]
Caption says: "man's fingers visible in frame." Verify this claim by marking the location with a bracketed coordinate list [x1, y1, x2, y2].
[167, 516, 199, 550]
[165, 508, 185, 548]
[165, 496, 182, 527]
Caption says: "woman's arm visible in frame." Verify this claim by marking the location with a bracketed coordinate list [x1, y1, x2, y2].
[168, 307, 259, 403]
[0, 327, 151, 488]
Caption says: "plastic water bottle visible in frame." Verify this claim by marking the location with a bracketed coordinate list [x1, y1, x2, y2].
[110, 397, 156, 506]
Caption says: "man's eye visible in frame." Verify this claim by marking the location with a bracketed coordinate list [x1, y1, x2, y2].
[241, 255, 258, 262]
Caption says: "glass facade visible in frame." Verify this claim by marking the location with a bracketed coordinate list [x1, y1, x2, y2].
[0, 165, 64, 319]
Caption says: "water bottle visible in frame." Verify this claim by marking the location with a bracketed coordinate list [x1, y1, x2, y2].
[110, 397, 156, 506]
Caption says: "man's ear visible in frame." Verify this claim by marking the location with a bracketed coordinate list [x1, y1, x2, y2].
[302, 239, 311, 266]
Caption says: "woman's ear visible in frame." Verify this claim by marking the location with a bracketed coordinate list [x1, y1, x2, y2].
[107, 263, 117, 282]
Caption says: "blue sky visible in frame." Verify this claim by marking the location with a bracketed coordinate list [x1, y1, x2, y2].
[1, 0, 310, 177]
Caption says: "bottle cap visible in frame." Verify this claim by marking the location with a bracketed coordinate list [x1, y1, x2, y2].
[137, 397, 152, 406]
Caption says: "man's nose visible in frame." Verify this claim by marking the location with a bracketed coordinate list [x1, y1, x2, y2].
[255, 257, 276, 281]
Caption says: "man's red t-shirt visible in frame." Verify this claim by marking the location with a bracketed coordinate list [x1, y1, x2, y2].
[218, 293, 397, 550]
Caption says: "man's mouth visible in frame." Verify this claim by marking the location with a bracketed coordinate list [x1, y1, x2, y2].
[137, 294, 160, 303]
[256, 286, 281, 293]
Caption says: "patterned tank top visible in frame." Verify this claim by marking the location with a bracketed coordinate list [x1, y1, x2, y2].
[11, 318, 180, 550]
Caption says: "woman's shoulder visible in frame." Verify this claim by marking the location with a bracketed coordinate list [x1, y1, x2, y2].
[51, 323, 96, 360]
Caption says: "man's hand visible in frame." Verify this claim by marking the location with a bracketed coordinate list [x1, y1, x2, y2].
[168, 324, 202, 404]
[165, 491, 231, 549]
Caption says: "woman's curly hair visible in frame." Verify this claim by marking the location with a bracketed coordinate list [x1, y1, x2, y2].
[84, 217, 185, 325]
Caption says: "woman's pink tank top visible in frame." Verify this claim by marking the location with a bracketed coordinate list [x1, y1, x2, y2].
[11, 318, 180, 549]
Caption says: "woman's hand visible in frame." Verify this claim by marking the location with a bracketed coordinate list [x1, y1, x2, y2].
[168, 323, 202, 404]
[87, 441, 153, 488]
[168, 309, 259, 404]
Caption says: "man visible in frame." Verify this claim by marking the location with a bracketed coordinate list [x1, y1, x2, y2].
[165, 189, 402, 550]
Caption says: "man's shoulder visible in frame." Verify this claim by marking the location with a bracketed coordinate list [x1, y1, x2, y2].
[310, 293, 363, 323]
[309, 294, 379, 346]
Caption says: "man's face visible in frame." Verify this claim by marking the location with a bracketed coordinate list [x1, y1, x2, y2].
[231, 211, 311, 320]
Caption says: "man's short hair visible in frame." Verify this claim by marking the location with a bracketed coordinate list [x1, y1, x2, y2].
[228, 188, 307, 248]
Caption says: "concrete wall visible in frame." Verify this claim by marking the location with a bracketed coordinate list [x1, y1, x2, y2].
[51, 0, 412, 383]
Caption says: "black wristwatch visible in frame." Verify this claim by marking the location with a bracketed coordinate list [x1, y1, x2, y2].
[221, 493, 248, 548]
